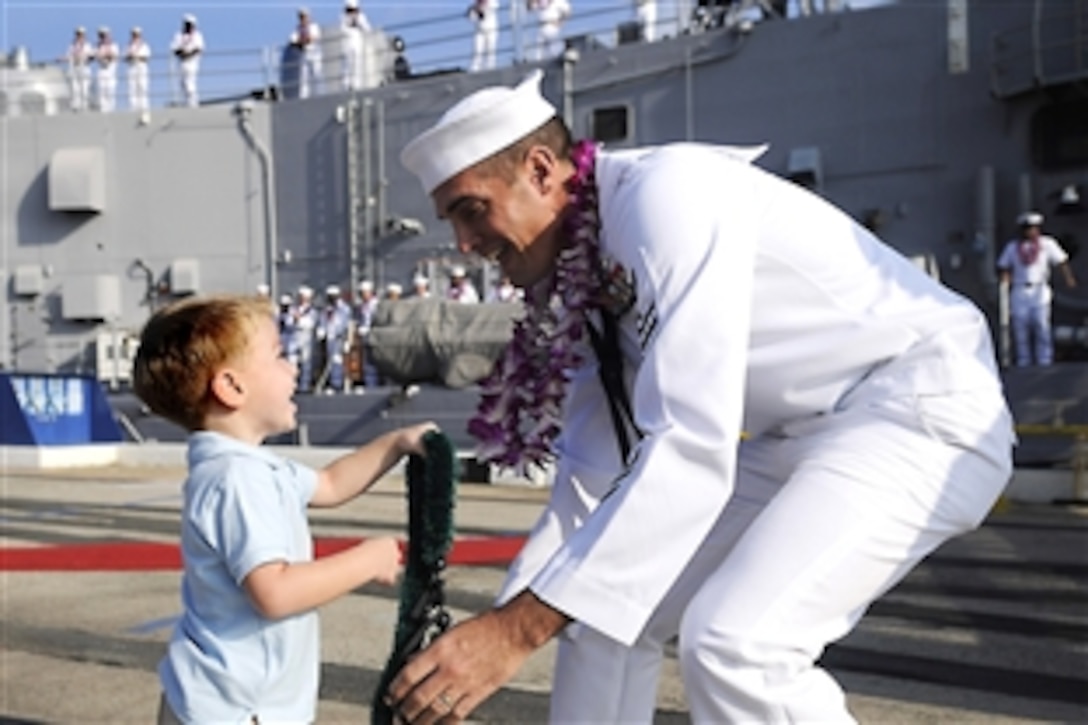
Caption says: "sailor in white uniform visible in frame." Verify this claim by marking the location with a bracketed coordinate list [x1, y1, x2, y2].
[124, 26, 152, 113]
[65, 26, 94, 112]
[635, 0, 657, 42]
[290, 7, 323, 99]
[94, 27, 120, 112]
[170, 14, 204, 107]
[389, 71, 1015, 723]
[532, 0, 571, 60]
[997, 211, 1078, 366]
[468, 0, 500, 72]
[340, 0, 371, 90]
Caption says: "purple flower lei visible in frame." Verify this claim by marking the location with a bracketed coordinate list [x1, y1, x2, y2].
[467, 140, 604, 473]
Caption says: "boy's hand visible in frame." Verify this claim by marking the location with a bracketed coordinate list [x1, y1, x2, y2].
[399, 422, 440, 456]
[359, 536, 402, 586]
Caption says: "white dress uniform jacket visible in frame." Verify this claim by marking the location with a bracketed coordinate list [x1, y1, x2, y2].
[497, 144, 1014, 722]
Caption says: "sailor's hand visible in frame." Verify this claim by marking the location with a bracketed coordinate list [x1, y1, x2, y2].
[386, 591, 568, 723]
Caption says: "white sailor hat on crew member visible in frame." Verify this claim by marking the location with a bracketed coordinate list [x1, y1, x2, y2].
[132, 26, 143, 35]
[326, 284, 341, 296]
[358, 279, 374, 292]
[1017, 211, 1044, 227]
[298, 5, 311, 16]
[279, 294, 293, 305]
[75, 26, 86, 34]
[450, 264, 467, 277]
[345, 0, 360, 9]
[412, 274, 429, 286]
[386, 283, 403, 296]
[183, 13, 198, 24]
[400, 70, 557, 195]
[98, 26, 110, 35]
[298, 285, 314, 297]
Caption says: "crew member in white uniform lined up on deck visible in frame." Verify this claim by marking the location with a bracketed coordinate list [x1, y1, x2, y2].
[386, 70, 1015, 724]
[171, 14, 204, 107]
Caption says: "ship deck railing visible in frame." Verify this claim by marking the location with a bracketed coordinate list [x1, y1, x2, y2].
[2, 1, 831, 115]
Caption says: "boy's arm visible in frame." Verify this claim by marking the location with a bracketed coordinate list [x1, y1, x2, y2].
[244, 537, 400, 619]
[310, 422, 437, 507]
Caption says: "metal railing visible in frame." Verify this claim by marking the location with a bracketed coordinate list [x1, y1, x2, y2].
[3, 2, 701, 114]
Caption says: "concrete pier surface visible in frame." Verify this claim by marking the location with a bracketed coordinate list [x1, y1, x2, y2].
[2, 450, 1086, 723]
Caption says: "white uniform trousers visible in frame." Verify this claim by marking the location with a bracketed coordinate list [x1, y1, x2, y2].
[69, 66, 91, 111]
[128, 63, 150, 111]
[471, 25, 498, 71]
[1010, 285, 1054, 366]
[299, 52, 322, 99]
[548, 387, 1012, 723]
[96, 67, 118, 112]
[536, 23, 563, 60]
[178, 59, 200, 107]
[637, 2, 657, 42]
[341, 35, 364, 90]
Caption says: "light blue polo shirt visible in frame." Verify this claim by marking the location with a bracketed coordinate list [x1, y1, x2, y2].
[160, 431, 320, 724]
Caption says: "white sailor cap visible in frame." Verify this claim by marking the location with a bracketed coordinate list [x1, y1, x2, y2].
[75, 26, 86, 34]
[413, 274, 429, 286]
[1017, 211, 1044, 227]
[358, 280, 374, 292]
[450, 265, 466, 277]
[183, 13, 198, 24]
[298, 5, 311, 15]
[131, 26, 142, 34]
[326, 284, 341, 296]
[279, 294, 293, 305]
[345, 0, 360, 9]
[298, 285, 314, 297]
[401, 70, 557, 195]
[386, 283, 404, 295]
[98, 26, 110, 35]
[256, 283, 270, 295]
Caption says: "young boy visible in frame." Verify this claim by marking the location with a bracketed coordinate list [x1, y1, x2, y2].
[132, 294, 436, 724]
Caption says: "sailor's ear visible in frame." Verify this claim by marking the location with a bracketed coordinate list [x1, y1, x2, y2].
[523, 144, 561, 194]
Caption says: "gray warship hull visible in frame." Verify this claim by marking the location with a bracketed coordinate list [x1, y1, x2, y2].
[2, 1, 1085, 463]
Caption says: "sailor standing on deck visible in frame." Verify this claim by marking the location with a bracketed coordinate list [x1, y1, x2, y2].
[94, 27, 120, 112]
[65, 26, 94, 112]
[387, 71, 1015, 724]
[635, 0, 657, 42]
[291, 7, 323, 99]
[997, 211, 1078, 367]
[171, 14, 204, 107]
[468, 0, 500, 72]
[340, 0, 371, 91]
[532, 0, 571, 60]
[125, 26, 152, 113]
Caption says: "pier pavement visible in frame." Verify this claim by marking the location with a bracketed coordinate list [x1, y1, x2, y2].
[2, 448, 1086, 723]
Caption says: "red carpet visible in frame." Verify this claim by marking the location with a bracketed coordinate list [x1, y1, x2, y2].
[0, 536, 526, 571]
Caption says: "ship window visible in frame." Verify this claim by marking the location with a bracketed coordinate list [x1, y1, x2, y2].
[1031, 99, 1088, 171]
[590, 106, 629, 144]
